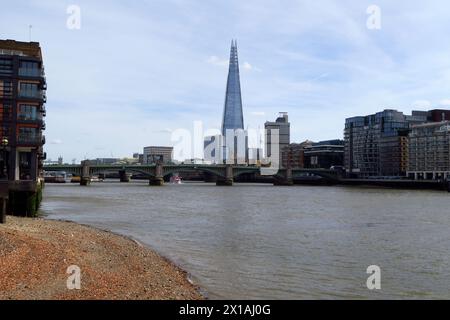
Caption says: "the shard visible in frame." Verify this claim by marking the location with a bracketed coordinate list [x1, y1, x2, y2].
[221, 40, 244, 136]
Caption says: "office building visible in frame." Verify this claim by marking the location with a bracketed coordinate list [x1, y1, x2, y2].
[344, 109, 425, 178]
[143, 146, 173, 164]
[281, 141, 313, 169]
[408, 121, 450, 180]
[304, 140, 344, 169]
[265, 112, 290, 168]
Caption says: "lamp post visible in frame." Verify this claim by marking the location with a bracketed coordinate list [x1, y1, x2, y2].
[0, 136, 8, 223]
[1, 137, 8, 179]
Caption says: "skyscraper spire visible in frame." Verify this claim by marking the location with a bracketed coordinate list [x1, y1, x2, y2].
[221, 39, 244, 136]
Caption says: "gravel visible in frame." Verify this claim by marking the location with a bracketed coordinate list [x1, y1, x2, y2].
[0, 216, 204, 300]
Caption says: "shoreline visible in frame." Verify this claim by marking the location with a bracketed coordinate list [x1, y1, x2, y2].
[0, 216, 205, 300]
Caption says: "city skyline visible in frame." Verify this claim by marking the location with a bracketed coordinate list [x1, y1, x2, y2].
[3, 1, 450, 161]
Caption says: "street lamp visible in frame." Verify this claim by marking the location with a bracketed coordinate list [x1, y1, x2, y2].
[1, 137, 8, 180]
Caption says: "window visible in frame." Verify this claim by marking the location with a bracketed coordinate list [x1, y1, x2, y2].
[0, 59, 13, 75]
[1, 104, 11, 121]
[19, 152, 32, 180]
[18, 127, 39, 143]
[0, 80, 13, 98]
[19, 61, 40, 77]
[19, 82, 40, 98]
[0, 125, 10, 138]
[18, 104, 38, 121]
[20, 61, 38, 69]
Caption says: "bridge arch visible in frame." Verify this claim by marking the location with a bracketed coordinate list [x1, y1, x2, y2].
[162, 167, 227, 179]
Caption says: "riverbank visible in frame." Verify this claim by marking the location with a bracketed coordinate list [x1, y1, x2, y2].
[0, 216, 204, 300]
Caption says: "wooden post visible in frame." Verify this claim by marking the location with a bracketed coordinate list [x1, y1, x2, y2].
[0, 181, 9, 224]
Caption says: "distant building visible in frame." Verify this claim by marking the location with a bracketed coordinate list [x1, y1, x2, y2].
[222, 40, 244, 136]
[304, 140, 344, 169]
[87, 158, 119, 165]
[344, 109, 427, 178]
[282, 141, 313, 169]
[265, 113, 290, 168]
[427, 109, 450, 122]
[58, 156, 63, 165]
[408, 121, 450, 180]
[143, 146, 173, 164]
[220, 40, 247, 165]
[133, 153, 144, 165]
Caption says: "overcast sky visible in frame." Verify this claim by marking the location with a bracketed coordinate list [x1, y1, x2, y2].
[2, 0, 450, 162]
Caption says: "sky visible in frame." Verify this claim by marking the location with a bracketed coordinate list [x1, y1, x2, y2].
[2, 0, 450, 162]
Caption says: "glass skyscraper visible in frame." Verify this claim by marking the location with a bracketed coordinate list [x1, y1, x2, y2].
[221, 40, 244, 136]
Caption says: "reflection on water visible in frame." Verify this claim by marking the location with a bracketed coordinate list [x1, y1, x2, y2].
[41, 181, 450, 299]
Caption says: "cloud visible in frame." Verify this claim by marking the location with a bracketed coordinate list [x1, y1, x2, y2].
[243, 62, 252, 70]
[250, 111, 266, 116]
[439, 99, 450, 106]
[49, 139, 63, 145]
[207, 56, 228, 67]
[412, 100, 432, 109]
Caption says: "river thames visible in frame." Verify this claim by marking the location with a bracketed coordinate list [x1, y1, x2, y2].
[40, 181, 450, 299]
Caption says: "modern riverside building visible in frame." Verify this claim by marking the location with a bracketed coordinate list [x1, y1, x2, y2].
[265, 112, 290, 168]
[344, 110, 427, 178]
[0, 39, 47, 218]
[304, 140, 344, 169]
[407, 121, 450, 180]
[143, 146, 173, 164]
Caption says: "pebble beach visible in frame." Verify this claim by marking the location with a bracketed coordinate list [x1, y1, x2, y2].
[0, 216, 203, 300]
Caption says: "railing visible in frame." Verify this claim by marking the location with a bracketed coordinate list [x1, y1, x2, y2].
[18, 113, 43, 121]
[18, 68, 45, 77]
[17, 134, 44, 145]
[18, 90, 45, 100]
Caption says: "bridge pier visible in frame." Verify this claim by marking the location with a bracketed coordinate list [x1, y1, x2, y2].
[274, 168, 294, 186]
[149, 164, 164, 186]
[119, 170, 131, 183]
[216, 165, 233, 186]
[80, 160, 91, 186]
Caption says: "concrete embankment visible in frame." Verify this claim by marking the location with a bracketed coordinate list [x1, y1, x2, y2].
[339, 179, 450, 191]
[0, 216, 204, 300]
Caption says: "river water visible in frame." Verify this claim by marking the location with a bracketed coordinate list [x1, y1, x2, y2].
[40, 181, 450, 299]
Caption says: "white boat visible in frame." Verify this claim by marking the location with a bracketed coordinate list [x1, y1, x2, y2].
[170, 174, 182, 184]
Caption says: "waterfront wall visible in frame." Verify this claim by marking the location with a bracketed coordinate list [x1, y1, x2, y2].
[7, 181, 44, 218]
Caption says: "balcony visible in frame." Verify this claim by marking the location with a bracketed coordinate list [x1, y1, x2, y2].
[18, 68, 45, 78]
[17, 134, 44, 146]
[18, 90, 46, 101]
[18, 113, 43, 121]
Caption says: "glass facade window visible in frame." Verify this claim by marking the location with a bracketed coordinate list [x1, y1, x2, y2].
[19, 82, 40, 98]
[19, 61, 41, 77]
[18, 104, 38, 121]
[18, 127, 39, 143]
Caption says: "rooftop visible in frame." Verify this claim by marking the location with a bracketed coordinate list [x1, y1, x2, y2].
[0, 39, 42, 59]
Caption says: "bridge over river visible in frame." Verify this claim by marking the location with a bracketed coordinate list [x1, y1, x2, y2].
[43, 162, 341, 186]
